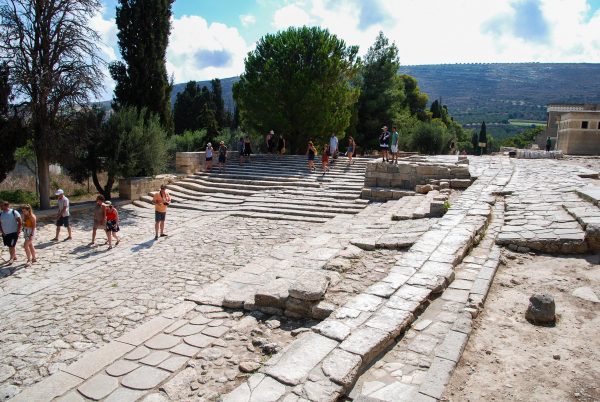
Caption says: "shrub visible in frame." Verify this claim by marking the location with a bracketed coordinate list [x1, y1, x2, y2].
[0, 189, 39, 208]
[409, 122, 451, 155]
[168, 129, 207, 154]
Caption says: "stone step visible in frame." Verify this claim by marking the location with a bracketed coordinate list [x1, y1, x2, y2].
[229, 211, 328, 223]
[241, 201, 359, 215]
[177, 181, 257, 197]
[190, 173, 321, 188]
[182, 177, 309, 192]
[246, 195, 364, 211]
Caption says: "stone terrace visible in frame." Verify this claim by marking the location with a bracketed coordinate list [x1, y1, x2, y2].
[1, 155, 599, 401]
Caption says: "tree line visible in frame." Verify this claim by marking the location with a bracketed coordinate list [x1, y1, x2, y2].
[1, 0, 479, 209]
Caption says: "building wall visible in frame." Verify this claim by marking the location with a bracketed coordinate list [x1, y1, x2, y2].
[555, 111, 600, 155]
[540, 104, 600, 150]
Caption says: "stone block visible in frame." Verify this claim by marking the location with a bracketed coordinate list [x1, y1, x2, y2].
[344, 294, 383, 312]
[321, 349, 362, 387]
[364, 308, 413, 338]
[311, 301, 335, 320]
[339, 326, 393, 363]
[313, 320, 351, 341]
[289, 272, 330, 301]
[450, 179, 472, 189]
[285, 297, 313, 317]
[78, 374, 119, 401]
[9, 371, 83, 402]
[416, 184, 434, 194]
[266, 332, 338, 386]
[418, 357, 456, 399]
[145, 334, 180, 350]
[116, 317, 173, 347]
[435, 330, 469, 362]
[63, 341, 135, 380]
[255, 278, 291, 309]
[121, 366, 170, 390]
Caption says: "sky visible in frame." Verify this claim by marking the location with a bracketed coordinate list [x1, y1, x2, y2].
[92, 0, 600, 99]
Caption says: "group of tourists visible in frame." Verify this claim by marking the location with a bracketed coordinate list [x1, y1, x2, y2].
[379, 125, 401, 164]
[306, 133, 357, 173]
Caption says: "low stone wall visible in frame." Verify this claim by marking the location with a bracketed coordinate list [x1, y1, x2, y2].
[175, 151, 240, 174]
[362, 157, 472, 201]
[118, 175, 180, 200]
[516, 150, 563, 159]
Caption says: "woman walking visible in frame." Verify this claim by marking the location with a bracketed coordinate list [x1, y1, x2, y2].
[347, 136, 356, 165]
[21, 205, 37, 265]
[243, 136, 253, 163]
[104, 201, 120, 249]
[205, 143, 214, 172]
[91, 195, 107, 246]
[307, 141, 317, 172]
[322, 144, 330, 174]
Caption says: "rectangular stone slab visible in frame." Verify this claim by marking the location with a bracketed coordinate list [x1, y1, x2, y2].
[62, 341, 135, 380]
[10, 371, 83, 402]
[265, 332, 338, 385]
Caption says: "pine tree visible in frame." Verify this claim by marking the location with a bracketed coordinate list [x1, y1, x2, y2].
[211, 79, 226, 129]
[109, 0, 174, 133]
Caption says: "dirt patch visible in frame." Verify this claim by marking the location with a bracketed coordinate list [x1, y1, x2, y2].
[444, 252, 600, 402]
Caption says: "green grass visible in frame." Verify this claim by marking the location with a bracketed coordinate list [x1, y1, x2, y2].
[508, 119, 546, 127]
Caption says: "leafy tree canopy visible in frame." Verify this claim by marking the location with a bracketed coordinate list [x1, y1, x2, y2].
[233, 26, 360, 153]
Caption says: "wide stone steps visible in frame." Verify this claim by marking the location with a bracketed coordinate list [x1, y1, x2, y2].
[229, 211, 328, 223]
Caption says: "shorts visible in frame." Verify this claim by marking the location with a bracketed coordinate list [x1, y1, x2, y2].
[206, 156, 213, 161]
[106, 220, 120, 232]
[155, 211, 166, 222]
[23, 228, 34, 241]
[218, 155, 226, 163]
[390, 145, 398, 153]
[379, 145, 389, 151]
[347, 147, 354, 154]
[2, 232, 18, 248]
[57, 216, 70, 227]
[308, 154, 315, 161]
[243, 146, 252, 156]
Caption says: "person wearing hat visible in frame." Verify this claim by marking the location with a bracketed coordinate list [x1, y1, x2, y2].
[218, 141, 228, 173]
[90, 194, 108, 246]
[153, 184, 171, 240]
[329, 133, 339, 161]
[52, 189, 71, 241]
[205, 142, 214, 172]
[104, 201, 120, 249]
[379, 126, 391, 162]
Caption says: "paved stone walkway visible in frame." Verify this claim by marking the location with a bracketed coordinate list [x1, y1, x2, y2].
[2, 155, 600, 401]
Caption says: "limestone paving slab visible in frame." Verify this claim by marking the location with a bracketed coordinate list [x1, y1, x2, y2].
[62, 341, 135, 380]
[105, 360, 139, 377]
[121, 366, 171, 390]
[77, 373, 119, 400]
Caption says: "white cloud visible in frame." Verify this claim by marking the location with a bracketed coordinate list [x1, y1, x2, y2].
[272, 4, 312, 29]
[167, 15, 252, 83]
[240, 14, 256, 26]
[89, 7, 118, 100]
[270, 0, 600, 64]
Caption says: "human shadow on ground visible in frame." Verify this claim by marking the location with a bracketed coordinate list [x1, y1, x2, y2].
[35, 241, 58, 250]
[130, 238, 156, 252]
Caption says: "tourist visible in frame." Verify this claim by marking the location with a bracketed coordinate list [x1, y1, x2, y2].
[21, 204, 37, 265]
[390, 126, 399, 164]
[307, 141, 317, 172]
[546, 136, 552, 152]
[218, 141, 228, 173]
[52, 189, 71, 241]
[104, 201, 120, 249]
[243, 135, 252, 163]
[91, 195, 107, 246]
[322, 144, 330, 174]
[329, 133, 339, 161]
[266, 130, 275, 154]
[238, 137, 245, 165]
[0, 200, 22, 265]
[379, 126, 390, 162]
[347, 136, 356, 165]
[153, 184, 171, 240]
[277, 134, 286, 158]
[205, 142, 214, 172]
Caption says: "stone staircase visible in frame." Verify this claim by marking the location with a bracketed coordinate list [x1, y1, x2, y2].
[132, 155, 370, 223]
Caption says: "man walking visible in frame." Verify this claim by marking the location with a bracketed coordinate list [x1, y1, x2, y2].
[52, 189, 72, 241]
[390, 126, 400, 164]
[0, 201, 22, 265]
[153, 184, 171, 240]
[329, 133, 339, 161]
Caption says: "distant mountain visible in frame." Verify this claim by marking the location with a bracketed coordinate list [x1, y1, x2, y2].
[170, 63, 600, 126]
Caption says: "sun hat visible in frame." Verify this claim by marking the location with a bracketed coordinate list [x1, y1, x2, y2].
[220, 141, 225, 145]
[104, 200, 112, 206]
[381, 126, 388, 130]
[207, 142, 212, 147]
[55, 189, 64, 196]
[269, 130, 274, 134]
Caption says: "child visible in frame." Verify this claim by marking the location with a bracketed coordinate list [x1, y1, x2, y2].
[307, 141, 317, 172]
[322, 144, 330, 174]
[205, 143, 214, 172]
[21, 204, 37, 265]
[104, 201, 120, 249]
[218, 141, 227, 173]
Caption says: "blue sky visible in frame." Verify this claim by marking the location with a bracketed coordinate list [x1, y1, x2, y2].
[92, 0, 600, 95]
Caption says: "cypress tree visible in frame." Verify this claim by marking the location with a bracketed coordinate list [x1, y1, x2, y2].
[109, 0, 174, 133]
[479, 121, 487, 154]
[211, 79, 226, 129]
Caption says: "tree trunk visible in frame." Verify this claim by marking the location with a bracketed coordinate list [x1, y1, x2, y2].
[91, 169, 114, 200]
[37, 152, 51, 210]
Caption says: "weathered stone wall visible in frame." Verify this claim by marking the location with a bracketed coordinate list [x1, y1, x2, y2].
[119, 175, 179, 200]
[362, 158, 472, 201]
[176, 151, 240, 174]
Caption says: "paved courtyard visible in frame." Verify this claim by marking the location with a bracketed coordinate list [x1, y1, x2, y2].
[0, 155, 599, 401]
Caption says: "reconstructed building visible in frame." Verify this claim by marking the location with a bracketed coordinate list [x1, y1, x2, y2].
[537, 104, 600, 154]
